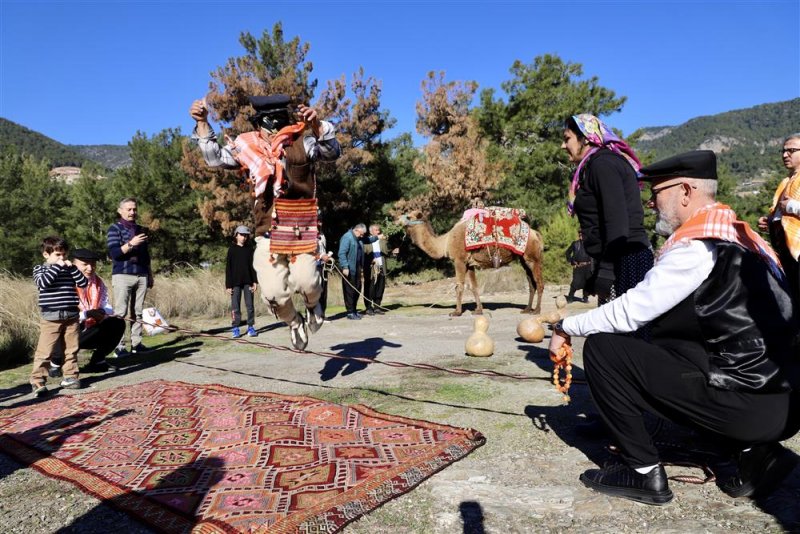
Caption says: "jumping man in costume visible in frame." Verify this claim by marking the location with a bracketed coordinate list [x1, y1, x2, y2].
[190, 95, 341, 350]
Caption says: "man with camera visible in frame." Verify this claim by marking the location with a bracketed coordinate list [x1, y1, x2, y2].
[106, 197, 153, 357]
[189, 94, 340, 350]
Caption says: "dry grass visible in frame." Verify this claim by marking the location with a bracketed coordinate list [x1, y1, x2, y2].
[0, 272, 40, 367]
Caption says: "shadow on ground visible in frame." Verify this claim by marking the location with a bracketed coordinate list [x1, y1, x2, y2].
[319, 337, 402, 381]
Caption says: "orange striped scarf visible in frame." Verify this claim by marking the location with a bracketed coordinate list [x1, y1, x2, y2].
[659, 202, 781, 274]
[769, 171, 800, 260]
[232, 122, 307, 198]
[76, 274, 106, 329]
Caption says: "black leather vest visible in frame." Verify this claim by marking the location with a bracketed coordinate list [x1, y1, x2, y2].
[649, 241, 799, 393]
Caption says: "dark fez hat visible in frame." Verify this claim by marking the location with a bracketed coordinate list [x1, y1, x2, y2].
[639, 150, 717, 181]
[70, 248, 103, 261]
[248, 94, 292, 112]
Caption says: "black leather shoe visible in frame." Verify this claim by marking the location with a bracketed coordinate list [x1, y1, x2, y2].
[580, 463, 673, 505]
[722, 442, 797, 498]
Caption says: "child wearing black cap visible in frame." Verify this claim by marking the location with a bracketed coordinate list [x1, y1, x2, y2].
[225, 226, 258, 338]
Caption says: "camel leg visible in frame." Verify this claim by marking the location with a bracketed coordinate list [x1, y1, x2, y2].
[466, 268, 483, 315]
[520, 257, 544, 314]
[531, 258, 544, 314]
[450, 262, 467, 317]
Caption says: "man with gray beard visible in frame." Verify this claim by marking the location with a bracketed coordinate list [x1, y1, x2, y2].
[548, 150, 800, 506]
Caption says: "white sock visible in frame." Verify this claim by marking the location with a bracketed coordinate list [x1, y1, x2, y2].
[635, 464, 658, 474]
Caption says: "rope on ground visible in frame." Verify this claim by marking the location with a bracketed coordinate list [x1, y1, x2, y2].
[120, 315, 586, 385]
[330, 261, 460, 311]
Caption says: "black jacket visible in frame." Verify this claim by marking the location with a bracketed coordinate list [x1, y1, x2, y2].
[649, 242, 799, 393]
[573, 149, 649, 281]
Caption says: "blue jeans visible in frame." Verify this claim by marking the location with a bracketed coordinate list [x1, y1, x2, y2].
[231, 285, 255, 327]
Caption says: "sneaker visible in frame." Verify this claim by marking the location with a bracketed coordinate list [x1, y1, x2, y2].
[232, 327, 242, 339]
[365, 308, 375, 316]
[580, 463, 673, 506]
[60, 377, 82, 390]
[48, 362, 63, 378]
[32, 384, 47, 398]
[722, 442, 797, 498]
[346, 313, 362, 321]
[307, 303, 324, 334]
[131, 343, 151, 354]
[247, 326, 258, 337]
[289, 317, 309, 350]
[112, 346, 129, 358]
[374, 308, 386, 315]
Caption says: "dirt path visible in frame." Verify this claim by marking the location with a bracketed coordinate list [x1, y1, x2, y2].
[1, 282, 798, 533]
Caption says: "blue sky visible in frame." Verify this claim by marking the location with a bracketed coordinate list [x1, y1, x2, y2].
[1, 0, 798, 146]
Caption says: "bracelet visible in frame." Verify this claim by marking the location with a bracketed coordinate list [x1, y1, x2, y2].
[552, 319, 570, 338]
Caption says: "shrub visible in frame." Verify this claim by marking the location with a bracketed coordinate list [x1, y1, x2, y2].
[539, 210, 580, 283]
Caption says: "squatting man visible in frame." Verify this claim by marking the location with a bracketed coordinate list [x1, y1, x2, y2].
[549, 150, 800, 505]
[190, 94, 341, 350]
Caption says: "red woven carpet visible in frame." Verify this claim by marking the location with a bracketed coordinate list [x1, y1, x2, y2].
[0, 380, 485, 533]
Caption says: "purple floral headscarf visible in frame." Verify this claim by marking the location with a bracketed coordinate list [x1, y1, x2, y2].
[567, 114, 641, 215]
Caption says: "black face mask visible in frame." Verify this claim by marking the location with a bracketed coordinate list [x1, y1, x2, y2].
[254, 108, 292, 131]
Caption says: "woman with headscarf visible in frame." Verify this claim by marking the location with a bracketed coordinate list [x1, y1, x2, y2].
[758, 132, 800, 304]
[562, 114, 653, 303]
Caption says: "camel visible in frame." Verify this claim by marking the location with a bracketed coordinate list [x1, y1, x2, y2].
[399, 210, 544, 316]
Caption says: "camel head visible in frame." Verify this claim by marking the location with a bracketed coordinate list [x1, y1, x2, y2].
[397, 210, 425, 228]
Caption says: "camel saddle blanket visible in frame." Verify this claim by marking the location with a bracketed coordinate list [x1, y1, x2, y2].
[464, 206, 530, 256]
[269, 198, 319, 256]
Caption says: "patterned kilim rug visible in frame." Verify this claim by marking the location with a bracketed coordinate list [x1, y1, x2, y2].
[0, 380, 485, 533]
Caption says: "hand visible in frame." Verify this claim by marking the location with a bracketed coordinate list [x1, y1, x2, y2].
[226, 288, 233, 295]
[548, 331, 569, 361]
[320, 254, 330, 262]
[297, 104, 321, 137]
[86, 309, 106, 322]
[250, 283, 258, 293]
[758, 216, 769, 231]
[189, 99, 208, 121]
[342, 268, 350, 277]
[129, 233, 148, 247]
[62, 259, 72, 267]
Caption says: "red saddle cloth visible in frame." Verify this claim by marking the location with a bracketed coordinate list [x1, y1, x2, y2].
[269, 198, 319, 256]
[464, 206, 530, 256]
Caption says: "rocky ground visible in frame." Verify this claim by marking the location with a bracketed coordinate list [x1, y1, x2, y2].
[0, 280, 798, 533]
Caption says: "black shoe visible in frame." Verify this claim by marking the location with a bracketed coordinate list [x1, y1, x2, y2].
[580, 463, 674, 505]
[365, 308, 375, 316]
[346, 313, 361, 321]
[374, 308, 385, 315]
[722, 443, 797, 498]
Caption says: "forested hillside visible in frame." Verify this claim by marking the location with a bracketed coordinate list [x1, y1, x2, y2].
[0, 118, 130, 169]
[633, 99, 799, 184]
[71, 144, 131, 169]
[0, 118, 90, 167]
